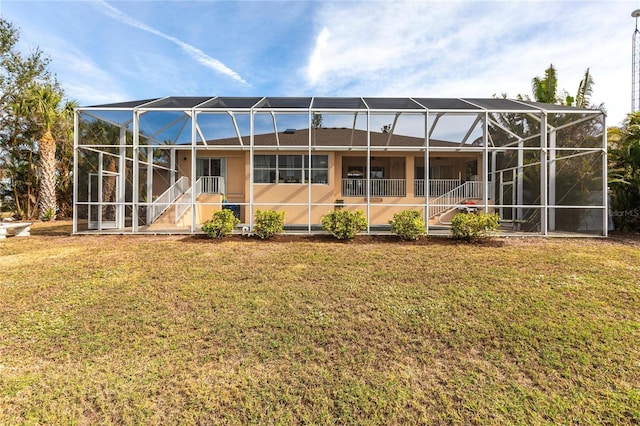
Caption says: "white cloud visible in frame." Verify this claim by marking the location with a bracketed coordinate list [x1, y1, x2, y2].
[15, 31, 130, 105]
[304, 1, 632, 125]
[94, 0, 249, 86]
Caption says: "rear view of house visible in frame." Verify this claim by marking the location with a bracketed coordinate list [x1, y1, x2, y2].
[73, 97, 607, 236]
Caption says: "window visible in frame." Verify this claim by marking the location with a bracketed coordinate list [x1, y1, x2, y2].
[254, 154, 328, 184]
[196, 157, 225, 178]
[431, 165, 455, 179]
[279, 155, 302, 183]
[305, 155, 328, 184]
[254, 155, 276, 183]
[415, 162, 455, 180]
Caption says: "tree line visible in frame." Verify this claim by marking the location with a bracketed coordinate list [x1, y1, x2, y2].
[1, 18, 76, 220]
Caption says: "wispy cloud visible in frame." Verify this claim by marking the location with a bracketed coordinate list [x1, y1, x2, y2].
[94, 0, 249, 86]
[304, 1, 631, 125]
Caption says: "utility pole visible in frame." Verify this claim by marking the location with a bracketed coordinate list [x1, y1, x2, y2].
[632, 10, 640, 111]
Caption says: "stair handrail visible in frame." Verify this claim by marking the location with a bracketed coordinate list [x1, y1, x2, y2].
[174, 177, 202, 223]
[150, 176, 189, 222]
[429, 181, 482, 218]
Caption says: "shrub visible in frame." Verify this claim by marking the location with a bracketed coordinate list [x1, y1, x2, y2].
[254, 209, 285, 239]
[201, 209, 240, 238]
[41, 208, 55, 222]
[389, 210, 426, 240]
[451, 212, 500, 241]
[321, 209, 367, 240]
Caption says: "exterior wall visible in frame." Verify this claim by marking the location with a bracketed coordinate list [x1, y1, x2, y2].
[248, 151, 336, 225]
[175, 149, 483, 226]
[194, 193, 224, 225]
[179, 149, 246, 221]
[152, 169, 171, 198]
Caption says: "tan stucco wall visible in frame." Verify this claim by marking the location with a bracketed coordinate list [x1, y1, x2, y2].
[248, 151, 336, 224]
[173, 149, 483, 226]
[152, 169, 171, 198]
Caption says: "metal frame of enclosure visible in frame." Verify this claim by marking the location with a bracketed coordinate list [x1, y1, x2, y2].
[74, 97, 607, 236]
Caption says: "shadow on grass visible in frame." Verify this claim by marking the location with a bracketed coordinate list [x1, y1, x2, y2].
[30, 220, 73, 237]
[182, 233, 508, 247]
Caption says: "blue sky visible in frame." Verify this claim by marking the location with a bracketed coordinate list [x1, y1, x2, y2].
[1, 0, 637, 125]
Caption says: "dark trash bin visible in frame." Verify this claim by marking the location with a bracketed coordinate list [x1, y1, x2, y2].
[223, 204, 240, 219]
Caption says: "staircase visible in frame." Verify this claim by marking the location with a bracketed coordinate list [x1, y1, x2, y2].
[149, 177, 189, 223]
[428, 181, 482, 222]
[148, 176, 226, 229]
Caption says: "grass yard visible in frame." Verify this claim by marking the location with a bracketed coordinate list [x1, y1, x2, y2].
[1, 222, 639, 425]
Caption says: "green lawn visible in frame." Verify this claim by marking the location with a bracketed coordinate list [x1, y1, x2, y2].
[1, 222, 639, 425]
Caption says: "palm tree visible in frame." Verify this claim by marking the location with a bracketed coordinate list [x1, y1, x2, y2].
[531, 64, 558, 104]
[608, 112, 640, 231]
[26, 84, 73, 220]
[531, 65, 598, 108]
[575, 68, 594, 108]
[55, 99, 79, 216]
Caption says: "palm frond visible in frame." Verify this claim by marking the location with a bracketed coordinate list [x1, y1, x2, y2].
[575, 68, 594, 108]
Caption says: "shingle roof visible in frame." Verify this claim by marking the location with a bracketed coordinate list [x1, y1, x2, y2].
[201, 127, 461, 148]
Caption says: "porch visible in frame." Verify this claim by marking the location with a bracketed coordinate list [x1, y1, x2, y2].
[340, 178, 478, 199]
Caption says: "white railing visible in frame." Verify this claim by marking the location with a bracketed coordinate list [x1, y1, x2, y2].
[197, 176, 225, 195]
[429, 181, 482, 218]
[414, 179, 461, 197]
[150, 176, 189, 223]
[341, 179, 406, 197]
[173, 176, 225, 223]
[174, 188, 193, 223]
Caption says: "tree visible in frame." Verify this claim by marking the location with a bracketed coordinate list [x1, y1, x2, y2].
[575, 68, 594, 108]
[311, 112, 323, 129]
[1, 18, 53, 218]
[532, 64, 559, 104]
[531, 64, 599, 109]
[0, 18, 75, 220]
[23, 84, 75, 220]
[53, 97, 78, 217]
[607, 113, 640, 231]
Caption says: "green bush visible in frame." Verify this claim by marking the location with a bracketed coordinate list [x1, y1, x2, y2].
[389, 210, 426, 240]
[41, 208, 55, 222]
[254, 209, 285, 239]
[451, 212, 500, 241]
[321, 209, 367, 240]
[201, 209, 240, 238]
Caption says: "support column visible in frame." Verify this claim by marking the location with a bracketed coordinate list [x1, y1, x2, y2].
[132, 110, 140, 233]
[483, 112, 489, 212]
[490, 150, 497, 209]
[249, 110, 255, 231]
[601, 114, 608, 236]
[517, 140, 524, 224]
[98, 152, 103, 230]
[424, 111, 429, 235]
[308, 110, 312, 234]
[541, 113, 548, 236]
[73, 110, 79, 234]
[118, 127, 126, 229]
[146, 146, 154, 225]
[191, 110, 197, 233]
[170, 149, 176, 187]
[366, 110, 371, 234]
[548, 128, 556, 231]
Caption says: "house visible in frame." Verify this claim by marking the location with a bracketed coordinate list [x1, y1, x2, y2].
[73, 97, 607, 236]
